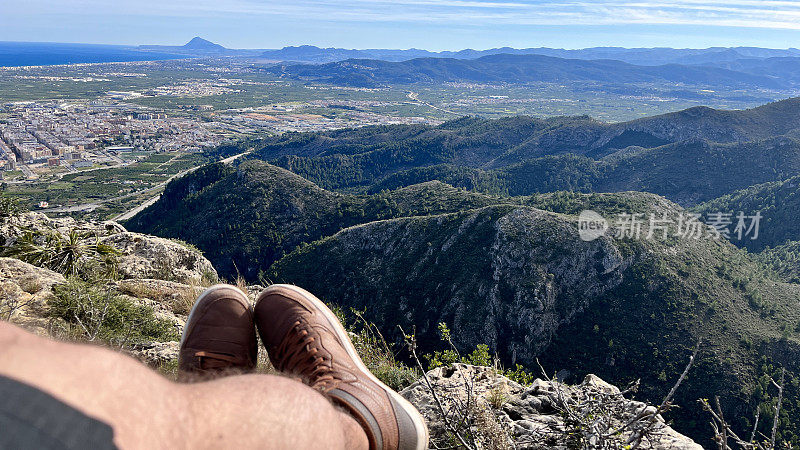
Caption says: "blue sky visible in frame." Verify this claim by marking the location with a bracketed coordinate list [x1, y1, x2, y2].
[2, 0, 800, 50]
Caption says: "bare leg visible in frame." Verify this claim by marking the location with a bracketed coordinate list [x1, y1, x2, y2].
[0, 321, 368, 449]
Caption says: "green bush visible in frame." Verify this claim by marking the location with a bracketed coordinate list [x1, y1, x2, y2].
[0, 194, 23, 224]
[424, 323, 536, 385]
[49, 277, 178, 346]
[4, 229, 120, 277]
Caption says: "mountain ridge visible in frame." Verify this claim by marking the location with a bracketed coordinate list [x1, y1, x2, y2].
[258, 44, 800, 64]
[235, 98, 800, 205]
[265, 53, 790, 89]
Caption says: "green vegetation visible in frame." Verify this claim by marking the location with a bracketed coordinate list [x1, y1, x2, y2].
[3, 152, 209, 220]
[694, 175, 800, 251]
[0, 191, 177, 352]
[50, 277, 178, 345]
[127, 160, 512, 279]
[262, 196, 800, 445]
[223, 100, 800, 206]
[335, 308, 420, 392]
[424, 323, 536, 386]
[755, 241, 800, 284]
[0, 194, 22, 225]
[5, 229, 120, 277]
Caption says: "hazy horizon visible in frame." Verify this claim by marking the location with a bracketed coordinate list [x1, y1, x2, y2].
[1, 38, 799, 53]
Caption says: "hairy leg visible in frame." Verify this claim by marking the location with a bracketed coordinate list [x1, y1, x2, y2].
[0, 322, 367, 449]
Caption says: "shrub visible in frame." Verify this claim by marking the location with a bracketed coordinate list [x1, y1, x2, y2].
[424, 323, 536, 385]
[338, 307, 420, 391]
[4, 229, 120, 277]
[49, 277, 178, 346]
[0, 194, 23, 224]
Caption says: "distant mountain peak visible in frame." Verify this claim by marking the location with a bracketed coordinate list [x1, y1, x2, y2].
[183, 37, 225, 50]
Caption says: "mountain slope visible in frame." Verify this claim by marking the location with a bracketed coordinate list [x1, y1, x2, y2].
[693, 175, 800, 251]
[254, 98, 800, 166]
[367, 137, 800, 205]
[267, 195, 800, 444]
[127, 158, 800, 443]
[756, 241, 800, 284]
[266, 53, 788, 89]
[595, 137, 800, 205]
[125, 161, 514, 278]
[242, 100, 800, 204]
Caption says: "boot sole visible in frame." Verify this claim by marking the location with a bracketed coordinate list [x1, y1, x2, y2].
[262, 284, 430, 450]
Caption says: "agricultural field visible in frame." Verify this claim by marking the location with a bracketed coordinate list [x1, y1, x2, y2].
[2, 152, 210, 220]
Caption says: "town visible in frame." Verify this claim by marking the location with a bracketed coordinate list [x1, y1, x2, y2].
[0, 95, 435, 182]
[0, 100, 226, 180]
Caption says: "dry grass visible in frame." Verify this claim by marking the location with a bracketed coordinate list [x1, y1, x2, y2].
[18, 275, 43, 294]
[471, 399, 513, 450]
[486, 382, 510, 409]
[116, 279, 203, 316]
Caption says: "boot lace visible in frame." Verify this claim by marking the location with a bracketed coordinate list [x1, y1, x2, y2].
[275, 320, 339, 390]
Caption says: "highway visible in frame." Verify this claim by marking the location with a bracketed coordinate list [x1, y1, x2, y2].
[406, 91, 458, 116]
[110, 149, 251, 222]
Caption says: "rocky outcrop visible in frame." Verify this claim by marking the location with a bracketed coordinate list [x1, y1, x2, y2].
[0, 213, 216, 366]
[0, 211, 122, 244]
[1, 212, 217, 285]
[101, 232, 217, 284]
[129, 341, 181, 366]
[0, 257, 65, 335]
[401, 364, 702, 449]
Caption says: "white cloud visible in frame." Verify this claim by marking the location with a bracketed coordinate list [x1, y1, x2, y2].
[6, 0, 800, 30]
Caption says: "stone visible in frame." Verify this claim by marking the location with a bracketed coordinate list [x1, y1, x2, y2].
[0, 257, 65, 335]
[1, 212, 126, 246]
[400, 364, 702, 449]
[129, 340, 180, 366]
[101, 232, 217, 284]
[583, 373, 621, 394]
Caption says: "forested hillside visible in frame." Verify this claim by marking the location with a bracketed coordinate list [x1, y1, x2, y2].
[694, 175, 800, 251]
[227, 99, 800, 206]
[265, 53, 793, 89]
[128, 97, 800, 445]
[268, 195, 800, 444]
[127, 161, 516, 278]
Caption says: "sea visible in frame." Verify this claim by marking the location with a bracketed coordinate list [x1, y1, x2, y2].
[0, 41, 185, 67]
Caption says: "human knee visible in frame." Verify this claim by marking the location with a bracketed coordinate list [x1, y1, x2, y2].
[0, 321, 26, 353]
[184, 374, 348, 448]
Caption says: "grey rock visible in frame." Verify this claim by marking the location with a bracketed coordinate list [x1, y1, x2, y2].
[101, 232, 217, 284]
[1, 212, 126, 246]
[401, 364, 702, 449]
[129, 340, 180, 366]
[0, 257, 65, 334]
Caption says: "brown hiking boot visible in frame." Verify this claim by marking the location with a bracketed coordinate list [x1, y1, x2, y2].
[178, 284, 258, 381]
[255, 284, 428, 450]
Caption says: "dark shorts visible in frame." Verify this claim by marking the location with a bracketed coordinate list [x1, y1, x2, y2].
[0, 375, 117, 449]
